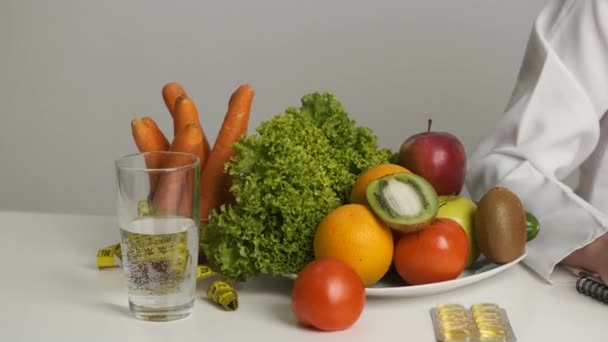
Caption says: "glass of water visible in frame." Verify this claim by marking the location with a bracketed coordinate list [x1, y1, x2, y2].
[115, 151, 200, 321]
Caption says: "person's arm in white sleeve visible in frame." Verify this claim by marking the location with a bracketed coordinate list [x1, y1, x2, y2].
[465, 0, 608, 283]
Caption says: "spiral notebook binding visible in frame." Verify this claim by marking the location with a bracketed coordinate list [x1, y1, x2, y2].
[576, 276, 608, 304]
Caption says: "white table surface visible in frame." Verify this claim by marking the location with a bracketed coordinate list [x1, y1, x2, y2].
[0, 210, 605, 342]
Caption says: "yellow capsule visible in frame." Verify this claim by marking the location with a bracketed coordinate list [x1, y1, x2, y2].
[478, 327, 508, 339]
[479, 324, 505, 330]
[441, 321, 471, 332]
[438, 309, 466, 318]
[475, 321, 505, 330]
[440, 315, 469, 325]
[438, 305, 466, 313]
[472, 310, 501, 320]
[471, 303, 499, 311]
[474, 315, 503, 323]
[440, 312, 468, 320]
[439, 310, 467, 318]
[474, 314, 497, 322]
[473, 312, 501, 320]
[442, 328, 471, 340]
[471, 307, 497, 314]
[473, 308, 499, 315]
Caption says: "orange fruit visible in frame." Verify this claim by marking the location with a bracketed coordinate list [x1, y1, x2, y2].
[349, 164, 411, 205]
[314, 204, 394, 286]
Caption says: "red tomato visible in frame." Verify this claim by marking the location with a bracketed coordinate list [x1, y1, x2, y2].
[393, 218, 469, 285]
[291, 259, 366, 331]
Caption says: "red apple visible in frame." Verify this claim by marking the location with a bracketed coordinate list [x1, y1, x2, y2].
[397, 119, 466, 195]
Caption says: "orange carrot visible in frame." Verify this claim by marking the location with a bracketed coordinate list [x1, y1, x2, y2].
[131, 116, 170, 153]
[173, 95, 211, 167]
[162, 82, 187, 118]
[131, 117, 171, 192]
[152, 123, 203, 216]
[177, 169, 196, 217]
[173, 96, 197, 135]
[199, 84, 254, 220]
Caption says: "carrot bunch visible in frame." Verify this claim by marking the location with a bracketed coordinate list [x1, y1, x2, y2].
[130, 82, 255, 224]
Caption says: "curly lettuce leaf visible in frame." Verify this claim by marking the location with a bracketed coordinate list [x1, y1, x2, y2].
[289, 92, 393, 199]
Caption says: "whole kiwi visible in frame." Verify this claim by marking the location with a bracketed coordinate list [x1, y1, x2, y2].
[475, 187, 527, 264]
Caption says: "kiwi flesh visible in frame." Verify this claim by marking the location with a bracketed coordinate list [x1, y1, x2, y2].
[475, 187, 526, 264]
[366, 172, 438, 233]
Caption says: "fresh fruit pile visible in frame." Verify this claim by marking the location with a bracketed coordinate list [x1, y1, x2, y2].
[293, 120, 541, 331]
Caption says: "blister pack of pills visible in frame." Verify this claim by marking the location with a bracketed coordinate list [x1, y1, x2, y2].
[430, 303, 516, 341]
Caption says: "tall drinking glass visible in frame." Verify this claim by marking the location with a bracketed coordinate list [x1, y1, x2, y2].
[115, 151, 200, 321]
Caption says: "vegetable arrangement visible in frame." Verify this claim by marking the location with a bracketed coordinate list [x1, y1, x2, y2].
[127, 84, 391, 282]
[202, 93, 392, 281]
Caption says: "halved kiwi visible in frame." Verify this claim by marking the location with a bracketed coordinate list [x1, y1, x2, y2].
[366, 172, 438, 233]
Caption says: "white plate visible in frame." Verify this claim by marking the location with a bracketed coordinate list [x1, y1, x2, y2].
[287, 250, 526, 298]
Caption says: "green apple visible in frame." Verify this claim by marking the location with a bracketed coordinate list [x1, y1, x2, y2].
[436, 195, 479, 268]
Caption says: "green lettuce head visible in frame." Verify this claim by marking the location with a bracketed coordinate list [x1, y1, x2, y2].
[202, 92, 392, 281]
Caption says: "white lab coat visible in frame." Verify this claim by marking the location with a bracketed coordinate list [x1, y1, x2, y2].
[466, 0, 608, 283]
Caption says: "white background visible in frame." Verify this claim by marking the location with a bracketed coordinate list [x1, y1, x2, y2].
[1, 0, 550, 215]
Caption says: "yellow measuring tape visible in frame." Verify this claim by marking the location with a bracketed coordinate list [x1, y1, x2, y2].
[96, 202, 238, 311]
